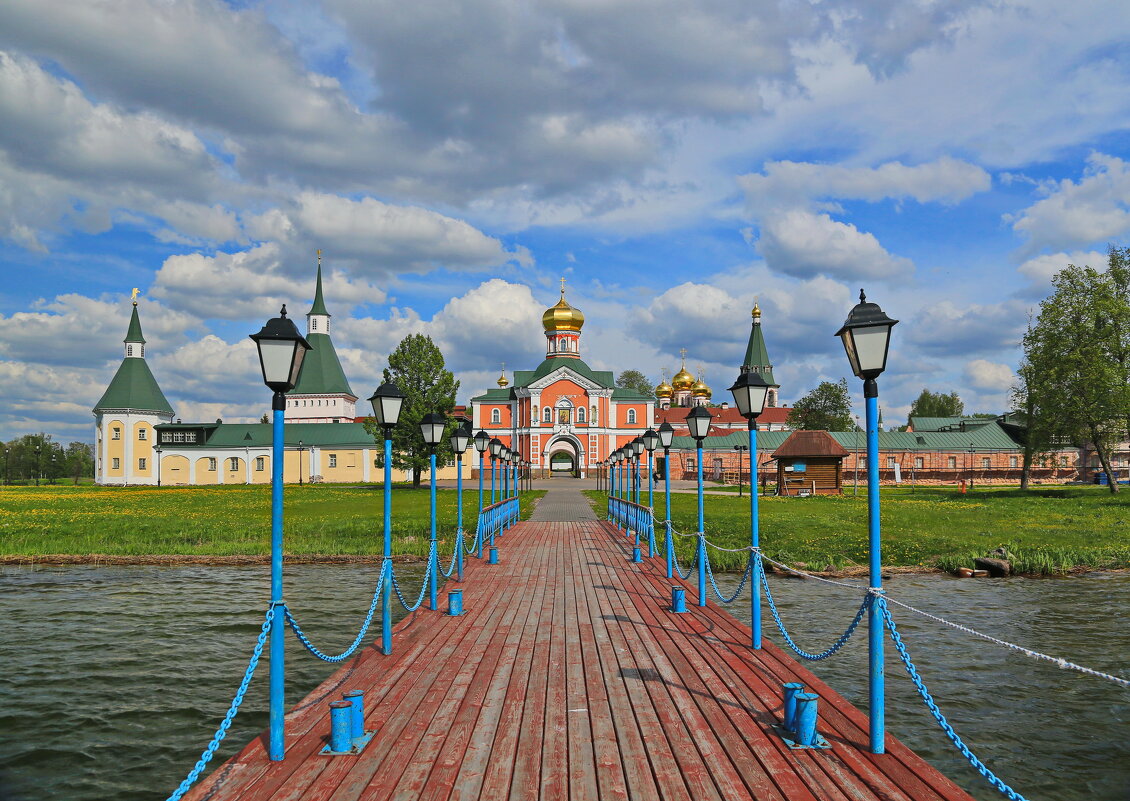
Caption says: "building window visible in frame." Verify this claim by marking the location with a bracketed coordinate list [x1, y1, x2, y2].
[543, 408, 552, 423]
[948, 456, 957, 469]
[126, 344, 134, 357]
[162, 432, 173, 443]
[256, 457, 265, 471]
[311, 318, 317, 331]
[491, 409, 501, 424]
[1009, 456, 1018, 468]
[914, 457, 924, 469]
[577, 407, 586, 423]
[1061, 455, 1070, 466]
[138, 428, 147, 440]
[329, 454, 337, 468]
[627, 409, 637, 424]
[686, 459, 696, 470]
[208, 458, 217, 471]
[982, 457, 991, 469]
[112, 457, 120, 470]
[591, 406, 597, 424]
[138, 458, 146, 470]
[112, 427, 121, 440]
[886, 456, 896, 468]
[229, 457, 240, 471]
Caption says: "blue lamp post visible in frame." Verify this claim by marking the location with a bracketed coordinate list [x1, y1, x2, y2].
[249, 305, 311, 762]
[369, 380, 405, 655]
[489, 438, 502, 504]
[631, 437, 644, 504]
[420, 412, 447, 611]
[449, 424, 471, 581]
[686, 405, 712, 607]
[658, 422, 674, 577]
[728, 369, 776, 650]
[836, 289, 898, 755]
[473, 430, 489, 555]
[642, 428, 659, 557]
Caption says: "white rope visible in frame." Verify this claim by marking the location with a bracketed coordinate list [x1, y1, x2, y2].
[883, 595, 1130, 688]
[758, 553, 867, 591]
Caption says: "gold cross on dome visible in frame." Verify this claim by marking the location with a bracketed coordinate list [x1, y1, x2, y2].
[680, 347, 687, 364]
[560, 276, 567, 296]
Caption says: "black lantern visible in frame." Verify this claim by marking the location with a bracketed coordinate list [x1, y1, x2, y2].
[489, 437, 503, 458]
[249, 305, 312, 393]
[419, 413, 447, 448]
[686, 406, 712, 441]
[642, 428, 659, 453]
[450, 424, 471, 454]
[728, 370, 775, 421]
[835, 289, 898, 381]
[658, 421, 675, 449]
[473, 429, 490, 453]
[369, 381, 405, 431]
[631, 436, 644, 457]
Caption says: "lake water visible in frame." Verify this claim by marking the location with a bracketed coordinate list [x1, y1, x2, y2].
[0, 564, 1127, 801]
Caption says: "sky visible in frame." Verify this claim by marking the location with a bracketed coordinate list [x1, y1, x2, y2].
[1, 0, 1128, 445]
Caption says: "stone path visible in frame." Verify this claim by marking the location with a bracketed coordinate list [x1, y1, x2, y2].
[528, 479, 598, 522]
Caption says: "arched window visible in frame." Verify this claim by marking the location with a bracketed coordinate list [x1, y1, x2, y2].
[311, 318, 317, 331]
[577, 407, 585, 423]
[627, 409, 637, 424]
[490, 408, 501, 424]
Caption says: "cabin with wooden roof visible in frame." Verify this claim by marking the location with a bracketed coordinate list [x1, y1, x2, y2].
[771, 429, 848, 495]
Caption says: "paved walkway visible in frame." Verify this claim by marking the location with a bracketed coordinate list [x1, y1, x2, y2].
[528, 480, 598, 522]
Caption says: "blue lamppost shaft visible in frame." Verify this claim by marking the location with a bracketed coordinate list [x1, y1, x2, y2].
[382, 435, 392, 655]
[428, 450, 438, 611]
[664, 449, 673, 578]
[865, 389, 885, 753]
[491, 457, 496, 504]
[456, 454, 463, 581]
[647, 453, 654, 510]
[749, 424, 761, 649]
[697, 442, 706, 607]
[269, 396, 286, 761]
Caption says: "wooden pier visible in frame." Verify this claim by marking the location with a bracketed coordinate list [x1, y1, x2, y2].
[185, 496, 975, 800]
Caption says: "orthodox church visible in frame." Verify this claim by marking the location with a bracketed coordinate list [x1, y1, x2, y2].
[470, 282, 654, 477]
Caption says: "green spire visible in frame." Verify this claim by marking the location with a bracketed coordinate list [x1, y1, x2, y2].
[94, 359, 174, 415]
[124, 303, 146, 343]
[309, 251, 330, 317]
[741, 304, 775, 384]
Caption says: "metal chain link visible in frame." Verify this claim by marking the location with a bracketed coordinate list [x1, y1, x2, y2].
[440, 540, 461, 578]
[391, 549, 434, 612]
[165, 605, 273, 801]
[285, 563, 386, 663]
[880, 599, 1030, 801]
[705, 554, 752, 603]
[759, 559, 868, 661]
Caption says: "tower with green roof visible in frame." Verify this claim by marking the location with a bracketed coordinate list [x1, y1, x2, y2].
[741, 303, 779, 407]
[285, 252, 358, 423]
[93, 297, 174, 485]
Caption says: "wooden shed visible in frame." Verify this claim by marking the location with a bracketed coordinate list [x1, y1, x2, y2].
[772, 430, 849, 496]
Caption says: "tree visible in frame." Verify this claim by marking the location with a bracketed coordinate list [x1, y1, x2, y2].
[907, 389, 964, 425]
[616, 370, 654, 397]
[362, 334, 459, 489]
[1021, 249, 1130, 494]
[786, 379, 858, 431]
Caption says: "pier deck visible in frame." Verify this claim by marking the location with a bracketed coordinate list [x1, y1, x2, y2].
[186, 514, 975, 800]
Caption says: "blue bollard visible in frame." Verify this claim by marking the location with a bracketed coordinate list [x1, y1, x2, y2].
[782, 682, 805, 732]
[448, 588, 464, 616]
[342, 691, 364, 739]
[329, 701, 352, 753]
[671, 587, 687, 613]
[794, 692, 820, 746]
[488, 547, 498, 565]
[631, 547, 642, 562]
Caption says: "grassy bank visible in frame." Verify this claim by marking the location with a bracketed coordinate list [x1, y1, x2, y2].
[0, 484, 542, 560]
[591, 485, 1130, 575]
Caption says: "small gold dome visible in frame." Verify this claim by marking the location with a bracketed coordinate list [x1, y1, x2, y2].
[671, 366, 695, 391]
[542, 281, 585, 332]
[497, 372, 509, 388]
[692, 377, 711, 398]
[655, 380, 674, 398]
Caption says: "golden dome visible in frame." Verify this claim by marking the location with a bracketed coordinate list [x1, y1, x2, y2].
[655, 379, 674, 398]
[542, 279, 585, 332]
[671, 366, 695, 391]
[497, 372, 509, 388]
[692, 377, 711, 398]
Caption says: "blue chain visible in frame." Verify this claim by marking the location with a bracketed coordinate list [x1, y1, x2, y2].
[671, 546, 696, 580]
[391, 551, 434, 612]
[705, 554, 752, 604]
[284, 563, 386, 663]
[759, 560, 867, 660]
[165, 606, 273, 801]
[879, 599, 1030, 801]
[440, 541, 460, 578]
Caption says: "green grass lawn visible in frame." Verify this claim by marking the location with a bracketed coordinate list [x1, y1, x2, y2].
[591, 485, 1130, 575]
[0, 483, 542, 559]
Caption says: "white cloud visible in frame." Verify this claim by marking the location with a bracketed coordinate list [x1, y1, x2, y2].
[965, 359, 1015, 391]
[755, 209, 914, 280]
[905, 299, 1027, 357]
[1016, 249, 1108, 291]
[1008, 154, 1130, 257]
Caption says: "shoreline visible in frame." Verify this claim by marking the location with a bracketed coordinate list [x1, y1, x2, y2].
[2, 553, 1124, 578]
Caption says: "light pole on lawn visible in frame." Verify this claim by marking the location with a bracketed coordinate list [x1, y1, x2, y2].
[249, 305, 312, 761]
[155, 445, 163, 488]
[473, 430, 489, 555]
[686, 405, 712, 607]
[298, 439, 304, 485]
[450, 424, 470, 580]
[728, 369, 776, 650]
[733, 444, 747, 498]
[369, 380, 405, 655]
[34, 445, 41, 487]
[835, 288, 898, 755]
[642, 428, 659, 557]
[420, 412, 447, 611]
[658, 422, 674, 577]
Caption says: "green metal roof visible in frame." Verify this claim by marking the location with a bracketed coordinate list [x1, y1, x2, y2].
[472, 357, 617, 401]
[611, 387, 652, 401]
[290, 332, 355, 397]
[670, 421, 1023, 453]
[908, 416, 995, 432]
[471, 387, 514, 402]
[94, 357, 173, 415]
[124, 304, 145, 343]
[308, 263, 330, 317]
[741, 319, 774, 384]
[156, 422, 380, 448]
